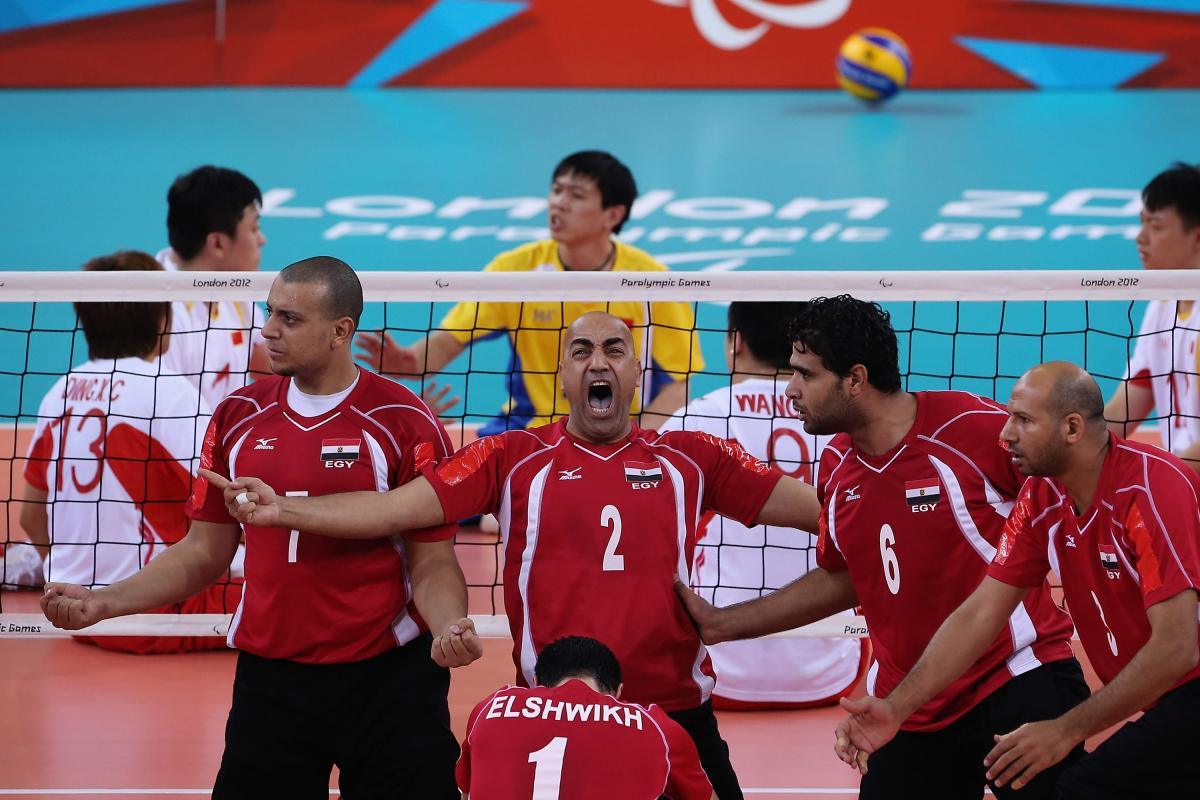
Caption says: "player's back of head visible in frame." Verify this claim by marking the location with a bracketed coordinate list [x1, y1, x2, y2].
[278, 255, 364, 328]
[75, 251, 170, 360]
[535, 636, 623, 695]
[792, 294, 902, 393]
[729, 301, 806, 371]
[1143, 161, 1200, 230]
[552, 151, 637, 233]
[167, 165, 262, 260]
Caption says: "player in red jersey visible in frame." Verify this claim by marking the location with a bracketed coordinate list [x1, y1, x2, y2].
[205, 310, 824, 800]
[676, 295, 1088, 800]
[457, 636, 715, 800]
[835, 362, 1200, 799]
[42, 257, 480, 798]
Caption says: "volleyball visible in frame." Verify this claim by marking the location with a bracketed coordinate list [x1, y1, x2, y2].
[836, 28, 912, 104]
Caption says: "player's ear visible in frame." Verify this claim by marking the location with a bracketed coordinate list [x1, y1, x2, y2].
[845, 363, 868, 395]
[614, 682, 624, 699]
[602, 203, 626, 232]
[1062, 411, 1086, 443]
[331, 317, 355, 348]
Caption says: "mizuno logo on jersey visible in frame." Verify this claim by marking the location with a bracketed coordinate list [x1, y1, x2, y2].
[558, 467, 583, 481]
[1066, 534, 1077, 548]
[321, 438, 361, 465]
[844, 484, 862, 501]
[255, 437, 277, 450]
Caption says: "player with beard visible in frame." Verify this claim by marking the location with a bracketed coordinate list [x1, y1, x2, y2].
[674, 295, 1089, 799]
[835, 362, 1200, 799]
[204, 310, 827, 800]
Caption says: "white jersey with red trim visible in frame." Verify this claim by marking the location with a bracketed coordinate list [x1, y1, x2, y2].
[1125, 299, 1200, 454]
[991, 434, 1200, 692]
[816, 391, 1076, 731]
[186, 369, 457, 664]
[423, 418, 784, 711]
[156, 248, 265, 412]
[661, 377, 861, 704]
[24, 357, 208, 587]
[456, 680, 713, 800]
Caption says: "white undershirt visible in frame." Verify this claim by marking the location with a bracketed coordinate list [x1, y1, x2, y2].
[286, 373, 359, 417]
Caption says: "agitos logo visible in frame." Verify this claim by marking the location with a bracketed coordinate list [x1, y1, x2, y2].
[653, 0, 852, 50]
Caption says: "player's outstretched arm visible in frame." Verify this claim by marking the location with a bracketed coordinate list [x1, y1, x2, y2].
[200, 469, 447, 538]
[754, 476, 820, 532]
[985, 588, 1199, 790]
[674, 566, 858, 645]
[834, 577, 1026, 770]
[41, 520, 241, 630]
[407, 537, 483, 668]
[1104, 379, 1153, 439]
[355, 329, 465, 378]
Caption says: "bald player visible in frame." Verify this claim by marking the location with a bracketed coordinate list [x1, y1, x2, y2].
[205, 310, 827, 799]
[835, 361, 1200, 799]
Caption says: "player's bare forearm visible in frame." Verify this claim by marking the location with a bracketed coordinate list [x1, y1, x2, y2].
[1053, 589, 1198, 744]
[19, 486, 50, 551]
[423, 330, 467, 375]
[90, 521, 240, 618]
[640, 379, 687, 429]
[1177, 442, 1200, 475]
[887, 577, 1027, 719]
[755, 476, 820, 532]
[277, 478, 448, 538]
[407, 538, 469, 634]
[1104, 380, 1152, 438]
[715, 568, 858, 641]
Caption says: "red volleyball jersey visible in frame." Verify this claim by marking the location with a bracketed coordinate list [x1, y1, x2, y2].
[991, 434, 1200, 692]
[816, 391, 1075, 731]
[424, 418, 783, 711]
[456, 680, 713, 800]
[186, 370, 456, 663]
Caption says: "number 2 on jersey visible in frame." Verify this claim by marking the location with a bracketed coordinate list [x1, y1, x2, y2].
[879, 524, 900, 594]
[601, 504, 624, 571]
[528, 736, 567, 799]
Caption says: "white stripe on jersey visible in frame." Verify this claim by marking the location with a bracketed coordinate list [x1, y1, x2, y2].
[518, 462, 555, 688]
[866, 659, 879, 696]
[854, 445, 907, 474]
[1004, 601, 1042, 676]
[825, 490, 842, 556]
[227, 429, 252, 481]
[362, 430, 389, 493]
[1046, 522, 1063, 579]
[1118, 443, 1200, 580]
[929, 455, 996, 564]
[918, 433, 1014, 518]
[658, 453, 715, 702]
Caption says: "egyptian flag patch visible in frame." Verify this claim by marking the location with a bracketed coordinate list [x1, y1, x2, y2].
[1099, 543, 1120, 572]
[624, 460, 663, 482]
[905, 479, 940, 506]
[321, 438, 361, 462]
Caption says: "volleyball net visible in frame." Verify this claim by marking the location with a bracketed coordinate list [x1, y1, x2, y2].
[1, 268, 1194, 639]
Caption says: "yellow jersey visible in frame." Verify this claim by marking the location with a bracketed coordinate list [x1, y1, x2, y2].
[440, 239, 704, 435]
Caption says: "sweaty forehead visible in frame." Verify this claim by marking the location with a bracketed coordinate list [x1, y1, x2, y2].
[268, 278, 325, 313]
[563, 315, 633, 352]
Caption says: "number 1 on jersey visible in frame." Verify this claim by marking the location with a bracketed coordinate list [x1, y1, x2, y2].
[286, 491, 308, 563]
[529, 736, 567, 799]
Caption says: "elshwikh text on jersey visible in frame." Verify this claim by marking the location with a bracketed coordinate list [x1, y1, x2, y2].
[485, 694, 644, 730]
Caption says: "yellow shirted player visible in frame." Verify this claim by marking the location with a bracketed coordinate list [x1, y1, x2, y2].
[358, 151, 704, 435]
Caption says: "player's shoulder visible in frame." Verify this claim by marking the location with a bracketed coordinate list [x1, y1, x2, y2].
[485, 240, 557, 273]
[821, 432, 853, 462]
[211, 376, 283, 424]
[652, 426, 770, 470]
[614, 241, 668, 272]
[351, 370, 430, 413]
[916, 390, 1007, 439]
[1114, 438, 1200, 497]
[668, 386, 730, 430]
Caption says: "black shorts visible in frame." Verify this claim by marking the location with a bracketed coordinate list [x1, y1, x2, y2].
[666, 699, 743, 800]
[1057, 677, 1200, 800]
[859, 659, 1090, 800]
[212, 633, 460, 800]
